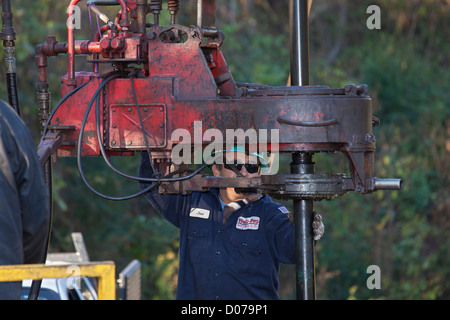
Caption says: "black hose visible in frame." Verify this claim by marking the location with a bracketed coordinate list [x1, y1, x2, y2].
[92, 75, 209, 184]
[41, 78, 93, 135]
[129, 75, 158, 175]
[6, 72, 20, 115]
[27, 158, 53, 300]
[1, 0, 20, 115]
[75, 72, 209, 200]
[76, 73, 160, 200]
[28, 79, 95, 300]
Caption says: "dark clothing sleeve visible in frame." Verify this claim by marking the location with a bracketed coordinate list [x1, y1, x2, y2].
[0, 100, 49, 265]
[264, 204, 296, 265]
[0, 100, 50, 299]
[138, 151, 191, 228]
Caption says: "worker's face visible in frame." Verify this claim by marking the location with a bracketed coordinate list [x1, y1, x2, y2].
[212, 152, 260, 203]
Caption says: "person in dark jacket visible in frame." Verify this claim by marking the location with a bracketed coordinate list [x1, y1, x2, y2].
[139, 148, 324, 300]
[0, 100, 50, 299]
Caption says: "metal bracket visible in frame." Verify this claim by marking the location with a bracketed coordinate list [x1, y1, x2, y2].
[109, 103, 167, 149]
[37, 130, 63, 167]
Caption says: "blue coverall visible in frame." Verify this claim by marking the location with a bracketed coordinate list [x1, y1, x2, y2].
[139, 153, 295, 300]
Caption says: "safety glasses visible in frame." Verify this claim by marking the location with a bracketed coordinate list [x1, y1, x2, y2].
[223, 162, 260, 174]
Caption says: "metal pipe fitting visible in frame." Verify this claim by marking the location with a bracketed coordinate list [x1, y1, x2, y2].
[374, 178, 403, 191]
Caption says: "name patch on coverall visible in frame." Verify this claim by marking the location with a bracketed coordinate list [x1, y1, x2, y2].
[189, 208, 210, 219]
[236, 216, 260, 230]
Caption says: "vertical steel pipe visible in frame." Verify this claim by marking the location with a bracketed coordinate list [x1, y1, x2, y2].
[289, 0, 310, 86]
[197, 0, 216, 29]
[136, 0, 148, 34]
[290, 0, 315, 300]
[291, 153, 316, 300]
[294, 199, 315, 299]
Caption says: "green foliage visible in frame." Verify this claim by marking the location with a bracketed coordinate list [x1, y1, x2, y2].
[221, 23, 290, 85]
[308, 0, 450, 299]
[1, 0, 448, 300]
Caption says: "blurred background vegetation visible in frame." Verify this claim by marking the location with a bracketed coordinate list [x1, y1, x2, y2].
[1, 0, 449, 299]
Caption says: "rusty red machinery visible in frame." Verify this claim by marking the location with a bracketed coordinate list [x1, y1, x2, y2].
[30, 0, 403, 299]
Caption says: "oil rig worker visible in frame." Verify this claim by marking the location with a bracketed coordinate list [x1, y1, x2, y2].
[139, 146, 324, 299]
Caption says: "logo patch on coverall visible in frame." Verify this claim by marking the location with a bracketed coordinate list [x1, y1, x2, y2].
[236, 216, 260, 230]
[189, 208, 210, 219]
[278, 206, 290, 214]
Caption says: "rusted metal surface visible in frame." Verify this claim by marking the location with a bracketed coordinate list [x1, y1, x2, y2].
[36, 0, 401, 196]
[108, 103, 167, 149]
[49, 74, 375, 193]
[159, 175, 262, 194]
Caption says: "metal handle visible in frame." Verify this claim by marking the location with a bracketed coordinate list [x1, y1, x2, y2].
[277, 116, 338, 127]
[374, 178, 403, 190]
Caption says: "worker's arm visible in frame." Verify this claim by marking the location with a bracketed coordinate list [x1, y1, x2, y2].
[138, 152, 191, 228]
[266, 205, 296, 265]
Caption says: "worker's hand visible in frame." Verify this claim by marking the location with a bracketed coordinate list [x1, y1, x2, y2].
[312, 212, 325, 241]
